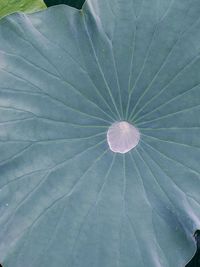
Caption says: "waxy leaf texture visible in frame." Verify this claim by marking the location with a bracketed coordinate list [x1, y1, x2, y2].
[0, 1, 200, 266]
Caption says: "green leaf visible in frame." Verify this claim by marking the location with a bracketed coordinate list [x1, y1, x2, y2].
[0, 0, 46, 19]
[44, 0, 85, 9]
[0, 1, 200, 267]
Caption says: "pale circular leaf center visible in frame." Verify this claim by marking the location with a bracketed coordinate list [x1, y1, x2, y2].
[107, 121, 140, 154]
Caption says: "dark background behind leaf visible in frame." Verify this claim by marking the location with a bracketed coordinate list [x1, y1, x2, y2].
[186, 231, 200, 267]
[187, 252, 200, 267]
[44, 0, 85, 9]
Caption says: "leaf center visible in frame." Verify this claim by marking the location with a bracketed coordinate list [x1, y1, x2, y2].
[107, 121, 140, 154]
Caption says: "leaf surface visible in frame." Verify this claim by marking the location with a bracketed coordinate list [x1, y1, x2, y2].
[0, 1, 200, 267]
